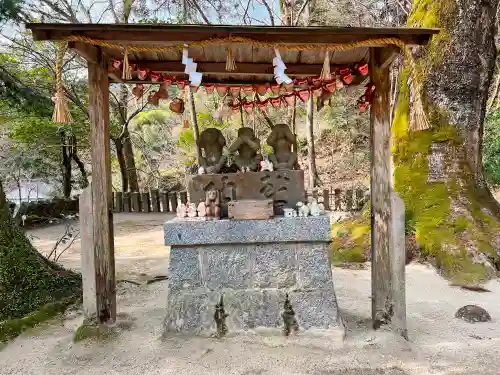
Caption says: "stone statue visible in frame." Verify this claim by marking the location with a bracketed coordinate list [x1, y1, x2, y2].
[266, 123, 298, 170]
[228, 127, 261, 172]
[205, 190, 221, 219]
[197, 128, 227, 174]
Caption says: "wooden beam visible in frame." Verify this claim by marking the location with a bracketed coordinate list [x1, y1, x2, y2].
[68, 41, 98, 64]
[187, 85, 202, 165]
[379, 46, 401, 69]
[306, 94, 317, 191]
[27, 23, 439, 46]
[127, 61, 325, 75]
[369, 47, 405, 335]
[88, 46, 116, 324]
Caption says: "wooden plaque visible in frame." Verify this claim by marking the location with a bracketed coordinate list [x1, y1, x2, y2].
[227, 199, 274, 220]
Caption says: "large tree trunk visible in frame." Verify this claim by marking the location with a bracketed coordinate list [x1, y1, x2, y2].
[61, 132, 72, 198]
[123, 129, 139, 192]
[0, 179, 81, 320]
[393, 0, 500, 283]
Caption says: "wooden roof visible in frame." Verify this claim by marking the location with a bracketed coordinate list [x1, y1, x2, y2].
[27, 24, 439, 85]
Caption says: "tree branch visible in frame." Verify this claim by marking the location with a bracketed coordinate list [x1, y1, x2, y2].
[294, 0, 312, 26]
[188, 0, 211, 24]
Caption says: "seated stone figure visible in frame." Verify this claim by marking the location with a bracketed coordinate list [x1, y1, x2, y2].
[266, 123, 298, 170]
[197, 128, 227, 174]
[228, 127, 261, 172]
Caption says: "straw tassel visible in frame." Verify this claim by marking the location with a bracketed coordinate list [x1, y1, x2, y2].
[52, 43, 73, 124]
[407, 69, 431, 132]
[320, 51, 331, 81]
[225, 46, 236, 72]
[122, 47, 133, 80]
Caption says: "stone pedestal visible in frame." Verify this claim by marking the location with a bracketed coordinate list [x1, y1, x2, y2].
[164, 216, 340, 335]
[187, 170, 306, 216]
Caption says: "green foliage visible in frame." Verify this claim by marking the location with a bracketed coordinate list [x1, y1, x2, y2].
[330, 219, 370, 264]
[483, 111, 500, 185]
[0, 0, 23, 22]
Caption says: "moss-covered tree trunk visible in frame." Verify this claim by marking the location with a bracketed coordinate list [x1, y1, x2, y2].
[0, 179, 81, 321]
[393, 0, 500, 283]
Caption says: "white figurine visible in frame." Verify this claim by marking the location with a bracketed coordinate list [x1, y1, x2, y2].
[197, 202, 207, 217]
[187, 203, 198, 217]
[296, 202, 310, 217]
[176, 203, 187, 218]
[260, 158, 274, 172]
[318, 203, 325, 215]
[309, 199, 321, 217]
[283, 208, 295, 218]
[198, 166, 206, 175]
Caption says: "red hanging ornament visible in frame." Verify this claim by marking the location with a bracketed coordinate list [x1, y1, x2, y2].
[256, 83, 269, 96]
[137, 68, 148, 80]
[340, 68, 353, 85]
[242, 85, 254, 96]
[216, 85, 228, 96]
[270, 97, 282, 108]
[256, 98, 268, 111]
[270, 83, 281, 95]
[310, 76, 322, 87]
[169, 98, 185, 114]
[176, 80, 186, 90]
[283, 83, 294, 93]
[243, 100, 254, 114]
[148, 91, 159, 106]
[230, 102, 241, 113]
[324, 81, 336, 93]
[297, 89, 310, 103]
[150, 71, 161, 82]
[313, 87, 323, 97]
[132, 84, 144, 99]
[283, 93, 296, 106]
[163, 75, 174, 85]
[230, 86, 241, 98]
[356, 63, 369, 76]
[364, 83, 376, 104]
[204, 84, 215, 95]
[157, 83, 169, 99]
[112, 59, 122, 70]
[358, 100, 368, 113]
[296, 78, 309, 89]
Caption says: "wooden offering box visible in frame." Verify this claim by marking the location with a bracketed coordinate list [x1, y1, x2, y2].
[227, 199, 274, 220]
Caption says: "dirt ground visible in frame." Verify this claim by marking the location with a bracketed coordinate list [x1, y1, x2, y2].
[1, 213, 500, 375]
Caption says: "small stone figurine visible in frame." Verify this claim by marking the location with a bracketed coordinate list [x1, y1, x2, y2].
[296, 202, 310, 217]
[282, 294, 299, 336]
[176, 203, 187, 218]
[187, 202, 198, 217]
[260, 158, 274, 172]
[197, 202, 207, 217]
[205, 190, 221, 219]
[308, 199, 321, 217]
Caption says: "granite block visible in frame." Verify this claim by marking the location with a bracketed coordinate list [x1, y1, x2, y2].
[168, 247, 201, 290]
[165, 289, 213, 333]
[164, 216, 331, 246]
[292, 289, 339, 330]
[297, 244, 333, 290]
[202, 246, 251, 289]
[252, 244, 297, 288]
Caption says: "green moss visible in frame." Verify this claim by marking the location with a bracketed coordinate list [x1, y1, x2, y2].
[437, 250, 488, 284]
[331, 219, 370, 264]
[0, 297, 78, 343]
[452, 216, 469, 233]
[74, 322, 112, 342]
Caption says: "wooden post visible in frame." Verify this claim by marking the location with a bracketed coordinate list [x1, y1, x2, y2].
[122, 192, 131, 213]
[160, 191, 169, 212]
[323, 189, 330, 211]
[150, 189, 160, 212]
[306, 94, 317, 190]
[334, 188, 342, 211]
[88, 47, 115, 323]
[356, 188, 365, 210]
[141, 192, 151, 213]
[114, 192, 123, 213]
[131, 192, 141, 213]
[169, 192, 178, 212]
[188, 85, 202, 166]
[345, 189, 353, 211]
[179, 191, 188, 205]
[370, 47, 404, 333]
[80, 186, 96, 319]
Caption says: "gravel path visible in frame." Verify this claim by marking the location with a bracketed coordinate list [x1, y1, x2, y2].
[1, 214, 499, 375]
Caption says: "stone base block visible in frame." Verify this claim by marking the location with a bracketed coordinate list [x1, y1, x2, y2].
[164, 216, 340, 335]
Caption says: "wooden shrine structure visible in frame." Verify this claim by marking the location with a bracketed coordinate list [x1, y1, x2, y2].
[27, 23, 438, 334]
